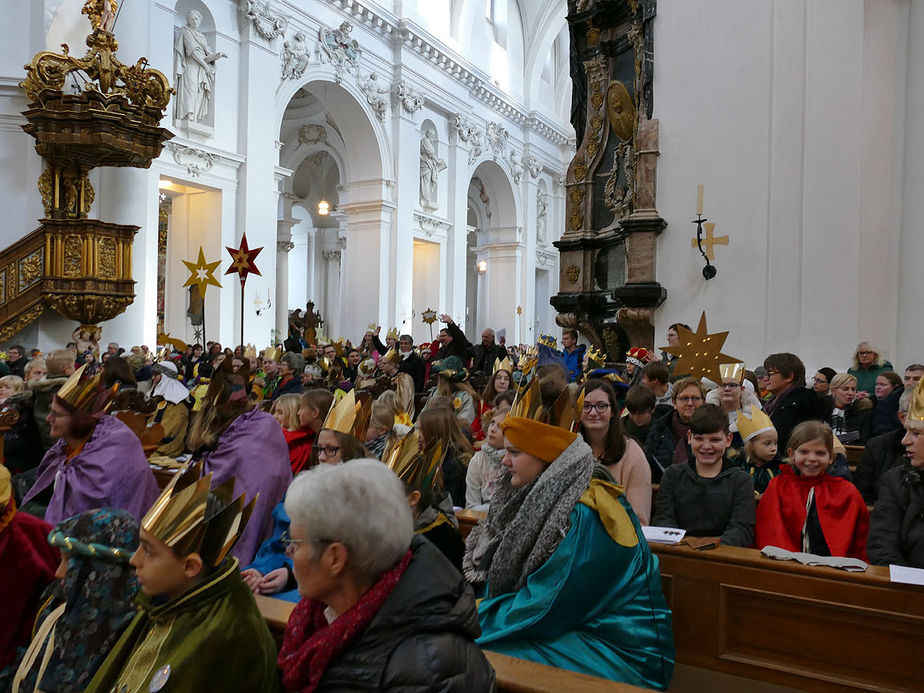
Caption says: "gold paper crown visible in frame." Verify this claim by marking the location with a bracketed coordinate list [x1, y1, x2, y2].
[908, 378, 924, 424]
[385, 429, 445, 491]
[736, 405, 775, 444]
[263, 346, 281, 362]
[366, 322, 378, 334]
[334, 339, 345, 357]
[386, 327, 400, 341]
[586, 346, 606, 370]
[322, 389, 371, 441]
[538, 334, 557, 349]
[381, 348, 401, 365]
[243, 344, 257, 360]
[509, 375, 581, 432]
[0, 464, 10, 506]
[493, 356, 513, 374]
[141, 461, 256, 567]
[56, 363, 112, 414]
[719, 363, 746, 383]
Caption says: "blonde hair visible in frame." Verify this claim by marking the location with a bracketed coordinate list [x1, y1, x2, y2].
[786, 421, 834, 460]
[272, 393, 302, 430]
[24, 359, 46, 378]
[0, 375, 24, 394]
[743, 429, 777, 463]
[369, 397, 396, 432]
[46, 349, 75, 377]
[672, 377, 706, 402]
[852, 341, 885, 369]
[829, 373, 857, 390]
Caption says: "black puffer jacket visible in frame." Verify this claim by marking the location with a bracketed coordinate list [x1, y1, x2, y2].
[767, 387, 832, 450]
[644, 410, 689, 483]
[867, 464, 924, 569]
[317, 535, 496, 692]
[854, 428, 906, 504]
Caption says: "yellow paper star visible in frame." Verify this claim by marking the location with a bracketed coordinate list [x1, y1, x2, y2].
[661, 311, 742, 384]
[182, 247, 222, 298]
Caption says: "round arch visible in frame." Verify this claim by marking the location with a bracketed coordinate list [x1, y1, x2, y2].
[469, 158, 521, 228]
[275, 73, 392, 185]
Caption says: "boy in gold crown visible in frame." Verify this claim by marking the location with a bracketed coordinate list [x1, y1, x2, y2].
[86, 462, 279, 693]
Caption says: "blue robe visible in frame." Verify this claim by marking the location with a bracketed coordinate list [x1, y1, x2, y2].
[476, 489, 674, 691]
[245, 502, 300, 603]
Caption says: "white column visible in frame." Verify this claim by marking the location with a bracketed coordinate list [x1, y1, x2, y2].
[446, 130, 471, 332]
[321, 244, 343, 339]
[481, 226, 526, 344]
[276, 217, 296, 340]
[306, 226, 318, 302]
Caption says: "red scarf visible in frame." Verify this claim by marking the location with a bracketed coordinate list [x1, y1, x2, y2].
[278, 549, 412, 692]
[284, 429, 315, 475]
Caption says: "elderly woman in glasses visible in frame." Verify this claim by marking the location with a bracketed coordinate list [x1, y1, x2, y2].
[645, 377, 707, 482]
[278, 460, 495, 692]
[847, 341, 893, 398]
[578, 379, 651, 524]
[705, 364, 764, 452]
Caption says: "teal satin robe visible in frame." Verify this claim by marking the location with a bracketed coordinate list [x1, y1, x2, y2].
[476, 497, 675, 691]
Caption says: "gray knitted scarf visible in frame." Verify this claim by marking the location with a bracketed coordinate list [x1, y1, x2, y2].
[463, 435, 594, 597]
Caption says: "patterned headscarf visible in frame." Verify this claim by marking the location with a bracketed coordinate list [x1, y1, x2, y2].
[23, 508, 140, 692]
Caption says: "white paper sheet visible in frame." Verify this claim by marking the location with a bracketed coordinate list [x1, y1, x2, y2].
[889, 564, 924, 586]
[642, 526, 686, 544]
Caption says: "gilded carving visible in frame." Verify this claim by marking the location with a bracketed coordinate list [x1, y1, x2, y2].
[587, 115, 604, 158]
[566, 265, 580, 285]
[45, 294, 132, 325]
[38, 168, 54, 217]
[63, 236, 82, 277]
[606, 81, 636, 142]
[98, 237, 117, 279]
[0, 269, 6, 304]
[0, 305, 45, 344]
[19, 249, 43, 293]
[568, 188, 585, 232]
[573, 157, 587, 182]
[590, 81, 604, 112]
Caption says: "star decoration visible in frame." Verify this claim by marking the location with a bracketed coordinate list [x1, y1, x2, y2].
[182, 247, 222, 298]
[421, 308, 438, 325]
[225, 233, 263, 285]
[660, 311, 742, 384]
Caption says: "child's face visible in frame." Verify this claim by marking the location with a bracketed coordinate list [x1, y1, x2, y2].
[298, 403, 318, 430]
[272, 405, 287, 428]
[750, 431, 778, 463]
[789, 438, 832, 478]
[628, 409, 653, 427]
[130, 529, 201, 600]
[688, 430, 732, 466]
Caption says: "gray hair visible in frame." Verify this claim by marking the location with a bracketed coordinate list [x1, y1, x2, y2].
[899, 388, 913, 413]
[284, 459, 413, 584]
[281, 351, 305, 372]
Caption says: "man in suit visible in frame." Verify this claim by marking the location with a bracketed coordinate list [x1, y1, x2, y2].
[396, 334, 426, 392]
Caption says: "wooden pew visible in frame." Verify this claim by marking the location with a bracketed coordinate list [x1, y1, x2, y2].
[255, 595, 645, 692]
[653, 542, 924, 692]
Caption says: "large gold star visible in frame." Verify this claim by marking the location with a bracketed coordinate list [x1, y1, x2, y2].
[182, 247, 222, 298]
[661, 312, 742, 384]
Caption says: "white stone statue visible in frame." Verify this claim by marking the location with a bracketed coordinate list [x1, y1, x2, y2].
[536, 189, 548, 245]
[419, 129, 447, 210]
[358, 72, 389, 121]
[174, 10, 228, 123]
[281, 32, 310, 80]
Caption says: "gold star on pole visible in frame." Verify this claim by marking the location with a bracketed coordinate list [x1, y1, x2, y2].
[661, 311, 742, 384]
[182, 247, 222, 298]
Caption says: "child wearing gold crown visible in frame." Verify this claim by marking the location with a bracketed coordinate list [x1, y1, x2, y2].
[85, 463, 279, 693]
[735, 405, 781, 495]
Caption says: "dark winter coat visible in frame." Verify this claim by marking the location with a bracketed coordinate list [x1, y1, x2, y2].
[867, 464, 924, 569]
[470, 342, 507, 376]
[652, 458, 756, 547]
[830, 399, 873, 445]
[644, 410, 690, 483]
[2, 393, 43, 474]
[854, 428, 906, 504]
[871, 385, 903, 437]
[317, 535, 496, 691]
[398, 352, 426, 392]
[271, 376, 304, 401]
[766, 386, 832, 451]
[434, 322, 472, 365]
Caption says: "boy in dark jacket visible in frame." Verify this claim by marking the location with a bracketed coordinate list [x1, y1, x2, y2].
[652, 404, 756, 547]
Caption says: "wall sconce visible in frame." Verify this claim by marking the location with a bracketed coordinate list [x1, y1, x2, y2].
[317, 199, 330, 216]
[477, 259, 487, 274]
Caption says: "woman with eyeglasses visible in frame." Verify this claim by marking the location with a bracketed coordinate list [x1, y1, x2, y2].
[847, 341, 893, 398]
[644, 377, 707, 483]
[812, 367, 837, 396]
[705, 365, 764, 453]
[579, 379, 651, 525]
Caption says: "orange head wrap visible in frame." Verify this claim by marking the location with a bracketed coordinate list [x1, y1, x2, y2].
[500, 416, 578, 464]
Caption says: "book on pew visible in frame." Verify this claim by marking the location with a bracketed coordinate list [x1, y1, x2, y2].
[889, 564, 924, 586]
[641, 526, 686, 544]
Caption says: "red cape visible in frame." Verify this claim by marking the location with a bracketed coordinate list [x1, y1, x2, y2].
[755, 466, 869, 560]
[284, 428, 315, 475]
[0, 510, 59, 667]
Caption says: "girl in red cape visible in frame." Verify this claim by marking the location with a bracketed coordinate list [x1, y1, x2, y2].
[755, 421, 869, 560]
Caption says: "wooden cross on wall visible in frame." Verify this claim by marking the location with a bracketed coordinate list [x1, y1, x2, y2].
[691, 222, 728, 261]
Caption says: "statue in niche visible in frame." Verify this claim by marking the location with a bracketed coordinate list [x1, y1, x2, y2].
[536, 189, 548, 245]
[174, 9, 228, 123]
[419, 129, 446, 210]
[281, 31, 310, 80]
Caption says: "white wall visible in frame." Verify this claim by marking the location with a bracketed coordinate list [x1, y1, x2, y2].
[653, 0, 913, 373]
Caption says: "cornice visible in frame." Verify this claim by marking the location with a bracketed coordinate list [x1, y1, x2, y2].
[319, 0, 572, 148]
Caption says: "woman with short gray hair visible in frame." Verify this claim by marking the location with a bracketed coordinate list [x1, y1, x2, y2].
[278, 460, 495, 691]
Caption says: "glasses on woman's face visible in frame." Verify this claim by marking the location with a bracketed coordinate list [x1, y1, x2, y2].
[279, 530, 307, 549]
[719, 382, 741, 390]
[677, 395, 703, 404]
[857, 350, 874, 356]
[582, 401, 611, 414]
[813, 377, 828, 385]
[317, 445, 341, 457]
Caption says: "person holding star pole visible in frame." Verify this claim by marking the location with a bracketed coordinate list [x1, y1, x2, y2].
[182, 247, 222, 348]
[226, 233, 263, 349]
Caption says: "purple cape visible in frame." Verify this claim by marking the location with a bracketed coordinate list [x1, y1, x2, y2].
[23, 415, 159, 525]
[201, 408, 292, 564]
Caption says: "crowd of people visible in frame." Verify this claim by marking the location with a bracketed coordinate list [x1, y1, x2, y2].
[1, 317, 922, 692]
